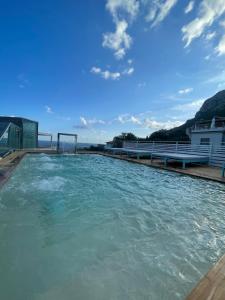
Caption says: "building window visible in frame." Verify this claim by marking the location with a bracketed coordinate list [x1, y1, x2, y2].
[200, 138, 210, 145]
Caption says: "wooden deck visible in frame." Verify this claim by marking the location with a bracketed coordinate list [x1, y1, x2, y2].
[0, 150, 26, 188]
[186, 254, 225, 300]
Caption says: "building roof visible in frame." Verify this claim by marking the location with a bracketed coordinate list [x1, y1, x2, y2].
[0, 116, 38, 125]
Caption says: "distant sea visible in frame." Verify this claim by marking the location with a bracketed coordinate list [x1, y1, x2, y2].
[38, 140, 100, 149]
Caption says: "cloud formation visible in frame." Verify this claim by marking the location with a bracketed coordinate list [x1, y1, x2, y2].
[90, 65, 134, 80]
[184, 1, 195, 14]
[145, 0, 178, 27]
[74, 117, 106, 129]
[103, 20, 132, 60]
[178, 87, 193, 95]
[103, 0, 139, 59]
[182, 0, 225, 48]
[144, 118, 183, 129]
[122, 67, 134, 75]
[215, 34, 225, 56]
[116, 112, 183, 129]
[205, 31, 216, 41]
[103, 0, 177, 59]
[91, 67, 121, 80]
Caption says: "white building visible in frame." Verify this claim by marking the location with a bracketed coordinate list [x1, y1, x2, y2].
[188, 117, 225, 146]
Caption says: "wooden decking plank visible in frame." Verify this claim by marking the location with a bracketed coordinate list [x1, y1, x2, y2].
[186, 254, 225, 300]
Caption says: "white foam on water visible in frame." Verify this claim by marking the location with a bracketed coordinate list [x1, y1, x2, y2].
[32, 176, 67, 192]
[37, 154, 54, 162]
[40, 163, 63, 171]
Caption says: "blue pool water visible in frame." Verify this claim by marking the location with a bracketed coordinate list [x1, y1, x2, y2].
[0, 154, 225, 300]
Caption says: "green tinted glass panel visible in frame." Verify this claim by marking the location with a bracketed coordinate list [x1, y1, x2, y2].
[22, 121, 37, 148]
[8, 124, 21, 149]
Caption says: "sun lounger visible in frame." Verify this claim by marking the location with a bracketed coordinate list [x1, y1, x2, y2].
[151, 152, 209, 169]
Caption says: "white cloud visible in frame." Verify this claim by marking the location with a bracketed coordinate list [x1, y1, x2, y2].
[128, 59, 133, 64]
[145, 0, 178, 27]
[80, 117, 88, 127]
[91, 66, 121, 80]
[103, 20, 132, 60]
[215, 34, 225, 56]
[130, 116, 142, 124]
[178, 87, 193, 94]
[76, 111, 184, 134]
[117, 113, 142, 125]
[184, 1, 195, 14]
[103, 0, 178, 59]
[45, 105, 54, 114]
[75, 117, 106, 129]
[103, 0, 139, 59]
[182, 0, 225, 47]
[91, 65, 134, 80]
[123, 67, 134, 75]
[205, 31, 216, 41]
[106, 0, 140, 21]
[116, 112, 183, 129]
[117, 114, 133, 124]
[91, 67, 101, 74]
[173, 99, 204, 112]
[143, 119, 183, 129]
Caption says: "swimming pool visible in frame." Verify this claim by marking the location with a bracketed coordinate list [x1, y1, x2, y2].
[0, 154, 225, 299]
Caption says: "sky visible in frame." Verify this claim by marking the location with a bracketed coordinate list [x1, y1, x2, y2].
[1, 0, 225, 143]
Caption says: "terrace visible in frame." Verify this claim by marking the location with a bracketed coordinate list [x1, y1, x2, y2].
[0, 135, 225, 299]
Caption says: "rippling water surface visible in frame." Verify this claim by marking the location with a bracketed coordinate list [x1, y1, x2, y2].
[0, 154, 225, 300]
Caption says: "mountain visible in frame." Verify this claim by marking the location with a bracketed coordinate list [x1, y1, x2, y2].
[148, 90, 225, 141]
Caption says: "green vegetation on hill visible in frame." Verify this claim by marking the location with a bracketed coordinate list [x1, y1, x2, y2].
[112, 132, 138, 148]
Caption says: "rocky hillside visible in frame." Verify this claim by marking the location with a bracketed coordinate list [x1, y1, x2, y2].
[148, 90, 225, 141]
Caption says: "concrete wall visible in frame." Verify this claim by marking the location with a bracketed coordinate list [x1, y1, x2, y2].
[191, 131, 223, 146]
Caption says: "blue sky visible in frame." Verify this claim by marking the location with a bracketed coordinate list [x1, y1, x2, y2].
[1, 0, 225, 143]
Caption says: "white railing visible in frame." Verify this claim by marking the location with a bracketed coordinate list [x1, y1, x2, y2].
[123, 141, 225, 167]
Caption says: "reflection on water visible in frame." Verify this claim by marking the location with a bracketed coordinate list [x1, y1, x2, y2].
[0, 154, 225, 300]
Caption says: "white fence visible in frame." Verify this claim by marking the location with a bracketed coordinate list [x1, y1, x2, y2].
[123, 141, 225, 167]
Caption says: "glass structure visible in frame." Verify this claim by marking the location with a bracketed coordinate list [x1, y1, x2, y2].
[0, 117, 38, 153]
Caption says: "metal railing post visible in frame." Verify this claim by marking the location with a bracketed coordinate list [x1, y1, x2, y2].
[209, 143, 213, 165]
